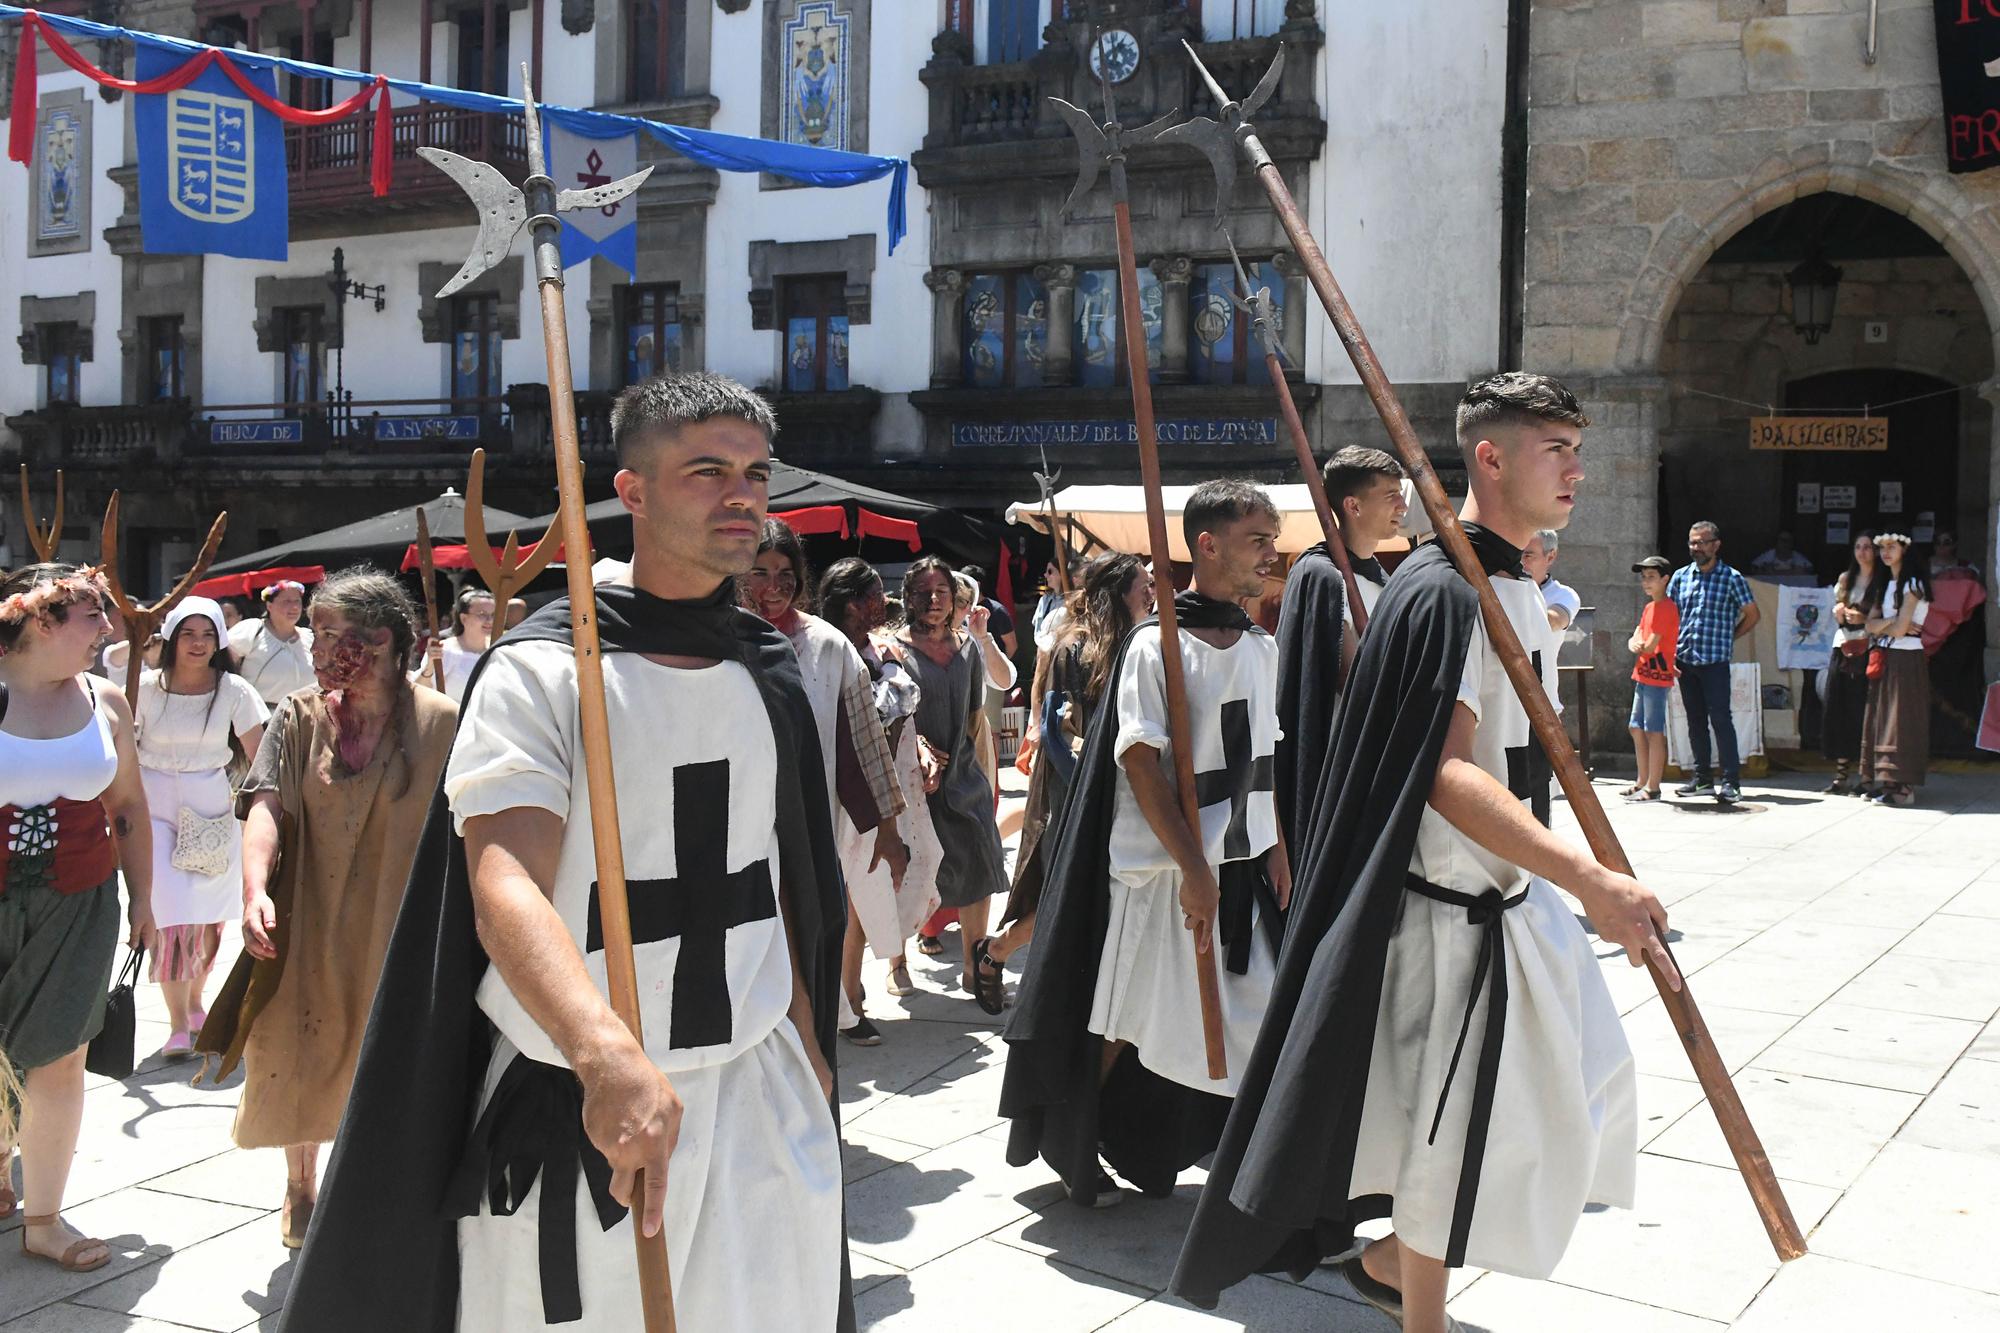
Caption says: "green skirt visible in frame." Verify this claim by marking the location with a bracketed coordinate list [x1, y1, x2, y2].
[0, 874, 120, 1072]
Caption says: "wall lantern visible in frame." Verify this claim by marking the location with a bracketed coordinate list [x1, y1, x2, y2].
[1786, 256, 1842, 345]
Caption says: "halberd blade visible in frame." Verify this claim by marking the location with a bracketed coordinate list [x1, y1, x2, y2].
[418, 147, 528, 298]
[1156, 117, 1236, 224]
[1243, 46, 1284, 118]
[556, 165, 656, 214]
[1051, 97, 1109, 219]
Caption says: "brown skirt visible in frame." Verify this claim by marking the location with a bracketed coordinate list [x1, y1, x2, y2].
[1862, 648, 1930, 786]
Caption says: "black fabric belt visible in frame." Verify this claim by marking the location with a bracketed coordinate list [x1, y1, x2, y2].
[1217, 857, 1283, 977]
[1403, 873, 1530, 1269]
[444, 1052, 628, 1325]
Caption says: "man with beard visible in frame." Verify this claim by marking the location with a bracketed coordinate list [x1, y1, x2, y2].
[1172, 374, 1673, 1333]
[1273, 445, 1408, 850]
[1001, 480, 1291, 1206]
[281, 372, 848, 1332]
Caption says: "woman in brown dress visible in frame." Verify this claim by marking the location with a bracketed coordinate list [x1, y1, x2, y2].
[197, 568, 458, 1246]
[1859, 533, 1932, 807]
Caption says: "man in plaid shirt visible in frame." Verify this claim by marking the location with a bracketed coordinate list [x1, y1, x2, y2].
[1666, 520, 1761, 804]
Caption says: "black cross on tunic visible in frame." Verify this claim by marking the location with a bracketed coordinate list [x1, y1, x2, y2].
[585, 757, 776, 1051]
[1192, 698, 1275, 862]
[1504, 649, 1552, 827]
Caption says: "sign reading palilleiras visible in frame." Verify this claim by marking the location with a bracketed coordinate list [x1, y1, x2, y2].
[1748, 416, 1888, 451]
[1934, 2, 2000, 173]
[135, 46, 288, 259]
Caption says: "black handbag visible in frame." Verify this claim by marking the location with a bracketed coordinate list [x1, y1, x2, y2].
[85, 946, 144, 1080]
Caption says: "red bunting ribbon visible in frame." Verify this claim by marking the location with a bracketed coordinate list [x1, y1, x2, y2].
[9, 10, 394, 196]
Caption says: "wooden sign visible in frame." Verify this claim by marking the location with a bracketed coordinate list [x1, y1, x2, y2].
[1749, 417, 1888, 451]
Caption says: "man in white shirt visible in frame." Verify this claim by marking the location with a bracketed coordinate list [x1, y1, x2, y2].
[1522, 529, 1581, 635]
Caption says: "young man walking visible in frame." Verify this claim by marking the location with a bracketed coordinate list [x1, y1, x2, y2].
[1172, 373, 1673, 1333]
[1667, 520, 1759, 804]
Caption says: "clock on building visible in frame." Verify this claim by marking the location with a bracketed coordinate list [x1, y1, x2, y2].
[1089, 28, 1140, 85]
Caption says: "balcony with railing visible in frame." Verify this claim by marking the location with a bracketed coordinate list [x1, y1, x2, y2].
[285, 104, 530, 233]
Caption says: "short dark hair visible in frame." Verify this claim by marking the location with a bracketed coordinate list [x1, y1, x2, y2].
[1690, 519, 1721, 541]
[610, 370, 779, 471]
[959, 564, 988, 589]
[1455, 372, 1590, 454]
[1182, 479, 1279, 551]
[1321, 446, 1405, 507]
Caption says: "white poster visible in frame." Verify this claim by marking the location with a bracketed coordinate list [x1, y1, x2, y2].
[1827, 511, 1851, 546]
[1879, 480, 1904, 514]
[1824, 484, 1858, 510]
[1796, 483, 1821, 514]
[1776, 584, 1836, 670]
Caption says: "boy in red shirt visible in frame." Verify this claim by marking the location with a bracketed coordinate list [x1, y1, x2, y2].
[1625, 556, 1679, 800]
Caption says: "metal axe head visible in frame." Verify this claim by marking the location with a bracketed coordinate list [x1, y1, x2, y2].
[421, 67, 654, 300]
[1222, 227, 1284, 363]
[1050, 98, 1177, 220]
[1157, 41, 1285, 221]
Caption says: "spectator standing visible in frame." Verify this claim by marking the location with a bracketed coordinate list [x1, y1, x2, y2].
[433, 587, 495, 703]
[1860, 532, 1931, 806]
[1623, 557, 1679, 802]
[1823, 533, 1883, 794]
[960, 564, 1019, 657]
[1031, 557, 1081, 653]
[229, 581, 315, 708]
[1750, 531, 1818, 585]
[1522, 529, 1582, 636]
[1667, 520, 1761, 805]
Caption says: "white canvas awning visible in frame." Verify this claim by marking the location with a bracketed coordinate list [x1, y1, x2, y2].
[1006, 482, 1418, 562]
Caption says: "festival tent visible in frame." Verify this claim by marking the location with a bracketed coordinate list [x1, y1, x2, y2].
[205, 488, 533, 576]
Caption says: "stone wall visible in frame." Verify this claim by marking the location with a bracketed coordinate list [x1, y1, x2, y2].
[1527, 0, 2000, 746]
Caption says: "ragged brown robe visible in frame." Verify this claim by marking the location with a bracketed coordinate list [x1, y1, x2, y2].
[197, 686, 457, 1147]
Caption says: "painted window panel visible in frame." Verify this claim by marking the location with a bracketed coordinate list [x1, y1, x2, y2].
[1074, 265, 1161, 387]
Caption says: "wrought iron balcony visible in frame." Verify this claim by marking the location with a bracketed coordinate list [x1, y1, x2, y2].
[286, 104, 529, 232]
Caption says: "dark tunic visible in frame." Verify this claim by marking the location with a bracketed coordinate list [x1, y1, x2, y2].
[902, 634, 1008, 909]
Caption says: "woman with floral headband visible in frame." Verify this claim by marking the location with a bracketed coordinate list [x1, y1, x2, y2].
[196, 567, 457, 1247]
[0, 563, 155, 1274]
[229, 579, 316, 708]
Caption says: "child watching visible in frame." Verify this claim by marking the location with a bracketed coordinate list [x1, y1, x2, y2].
[1625, 556, 1679, 801]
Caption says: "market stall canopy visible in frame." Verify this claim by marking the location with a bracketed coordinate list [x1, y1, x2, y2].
[1007, 483, 1412, 562]
[192, 565, 325, 599]
[205, 488, 533, 576]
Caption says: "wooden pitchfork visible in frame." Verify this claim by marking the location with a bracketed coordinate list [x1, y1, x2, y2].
[463, 447, 558, 618]
[18, 465, 64, 563]
[423, 70, 673, 1331]
[100, 491, 228, 711]
[1166, 40, 1806, 1261]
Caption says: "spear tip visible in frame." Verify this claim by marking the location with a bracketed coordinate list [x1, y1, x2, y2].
[1184, 38, 1232, 112]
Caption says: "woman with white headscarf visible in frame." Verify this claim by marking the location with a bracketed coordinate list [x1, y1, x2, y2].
[136, 597, 267, 1056]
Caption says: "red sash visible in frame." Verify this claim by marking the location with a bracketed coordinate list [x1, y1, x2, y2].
[0, 798, 118, 895]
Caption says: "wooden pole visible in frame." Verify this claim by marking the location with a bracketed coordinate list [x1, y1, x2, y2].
[99, 493, 228, 712]
[1234, 131, 1806, 1263]
[519, 74, 678, 1331]
[1257, 348, 1368, 639]
[414, 507, 446, 693]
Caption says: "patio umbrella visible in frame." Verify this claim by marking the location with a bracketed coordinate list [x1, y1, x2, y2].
[205, 487, 534, 576]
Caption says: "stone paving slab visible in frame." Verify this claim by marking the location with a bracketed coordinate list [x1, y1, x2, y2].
[3, 771, 1997, 1330]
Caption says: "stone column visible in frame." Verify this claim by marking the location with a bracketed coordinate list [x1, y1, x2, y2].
[1034, 262, 1077, 387]
[1151, 256, 1193, 385]
[924, 268, 967, 389]
[1272, 251, 1308, 379]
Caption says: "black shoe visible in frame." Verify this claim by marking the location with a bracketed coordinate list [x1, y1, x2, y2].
[1715, 781, 1740, 804]
[840, 1016, 883, 1046]
[1675, 775, 1713, 797]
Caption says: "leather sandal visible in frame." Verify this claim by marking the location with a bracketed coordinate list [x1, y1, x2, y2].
[969, 938, 1007, 1016]
[281, 1182, 314, 1250]
[20, 1214, 112, 1273]
[885, 963, 915, 997]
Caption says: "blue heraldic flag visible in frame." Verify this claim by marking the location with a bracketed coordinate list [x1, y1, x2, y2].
[135, 46, 288, 260]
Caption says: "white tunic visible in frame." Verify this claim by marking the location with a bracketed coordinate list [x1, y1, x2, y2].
[835, 638, 941, 963]
[446, 639, 841, 1331]
[1349, 573, 1637, 1278]
[1343, 571, 1385, 635]
[229, 618, 316, 707]
[437, 636, 482, 703]
[1089, 624, 1281, 1097]
[135, 670, 269, 929]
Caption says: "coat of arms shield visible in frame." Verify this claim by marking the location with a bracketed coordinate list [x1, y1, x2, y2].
[167, 88, 256, 224]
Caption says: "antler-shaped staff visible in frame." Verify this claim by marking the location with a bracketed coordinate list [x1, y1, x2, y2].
[100, 491, 228, 711]
[1033, 444, 1071, 598]
[414, 508, 446, 692]
[424, 70, 675, 1331]
[1052, 12, 1229, 1081]
[1170, 40, 1806, 1262]
[19, 465, 64, 563]
[463, 447, 559, 612]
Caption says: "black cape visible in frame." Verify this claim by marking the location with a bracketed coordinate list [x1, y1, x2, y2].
[999, 592, 1282, 1203]
[280, 582, 852, 1332]
[1273, 545, 1386, 854]
[1170, 532, 1524, 1307]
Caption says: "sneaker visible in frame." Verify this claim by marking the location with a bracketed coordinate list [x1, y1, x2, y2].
[840, 1016, 883, 1047]
[1715, 781, 1740, 804]
[1675, 775, 1713, 797]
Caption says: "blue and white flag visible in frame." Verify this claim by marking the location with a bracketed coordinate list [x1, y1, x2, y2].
[547, 121, 639, 277]
[135, 46, 288, 260]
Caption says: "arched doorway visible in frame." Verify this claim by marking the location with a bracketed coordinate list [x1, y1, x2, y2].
[1655, 190, 1994, 755]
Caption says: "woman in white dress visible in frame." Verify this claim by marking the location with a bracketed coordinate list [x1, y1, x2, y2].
[229, 580, 315, 708]
[137, 598, 267, 1056]
[434, 587, 495, 704]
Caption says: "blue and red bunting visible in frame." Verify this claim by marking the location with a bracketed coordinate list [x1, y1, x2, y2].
[134, 45, 289, 260]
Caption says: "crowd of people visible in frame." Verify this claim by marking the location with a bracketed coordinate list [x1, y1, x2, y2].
[0, 364, 1974, 1331]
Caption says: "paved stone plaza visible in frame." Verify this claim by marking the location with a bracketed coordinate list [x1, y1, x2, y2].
[4, 769, 1998, 1331]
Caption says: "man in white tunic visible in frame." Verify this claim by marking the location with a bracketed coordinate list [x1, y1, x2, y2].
[1003, 481, 1289, 1205]
[280, 372, 847, 1333]
[1175, 374, 1676, 1333]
